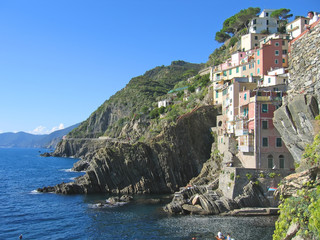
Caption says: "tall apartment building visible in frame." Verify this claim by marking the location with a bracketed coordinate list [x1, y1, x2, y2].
[235, 88, 294, 169]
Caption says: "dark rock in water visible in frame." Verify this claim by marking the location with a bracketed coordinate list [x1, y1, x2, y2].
[40, 152, 52, 157]
[120, 195, 133, 202]
[37, 186, 55, 193]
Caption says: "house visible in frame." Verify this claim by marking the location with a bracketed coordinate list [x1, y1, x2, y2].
[158, 99, 171, 108]
[235, 88, 294, 169]
[260, 68, 288, 87]
[241, 33, 268, 51]
[248, 9, 279, 34]
[255, 38, 289, 76]
[286, 17, 309, 39]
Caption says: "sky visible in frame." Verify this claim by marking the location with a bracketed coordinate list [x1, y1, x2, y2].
[0, 0, 318, 134]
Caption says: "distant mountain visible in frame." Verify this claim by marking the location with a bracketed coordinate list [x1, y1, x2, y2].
[0, 123, 80, 149]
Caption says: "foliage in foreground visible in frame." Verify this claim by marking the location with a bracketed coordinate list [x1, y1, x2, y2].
[273, 185, 320, 240]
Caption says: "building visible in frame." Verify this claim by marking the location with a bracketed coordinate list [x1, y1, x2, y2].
[241, 33, 268, 51]
[248, 9, 279, 34]
[286, 17, 309, 39]
[235, 89, 294, 169]
[255, 38, 289, 76]
[260, 68, 288, 87]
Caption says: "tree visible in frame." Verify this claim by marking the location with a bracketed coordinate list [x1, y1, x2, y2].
[215, 30, 231, 43]
[215, 7, 260, 43]
[271, 8, 293, 33]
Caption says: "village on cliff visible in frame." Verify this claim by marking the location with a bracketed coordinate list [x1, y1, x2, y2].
[161, 9, 320, 204]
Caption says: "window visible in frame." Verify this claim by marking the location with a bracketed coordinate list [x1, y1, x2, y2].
[223, 71, 227, 76]
[266, 20, 269, 25]
[255, 43, 258, 47]
[243, 66, 246, 70]
[283, 59, 285, 63]
[253, 26, 256, 31]
[253, 19, 257, 24]
[279, 155, 285, 169]
[257, 50, 260, 56]
[229, 69, 232, 75]
[262, 120, 268, 129]
[275, 42, 279, 47]
[262, 137, 268, 147]
[257, 92, 262, 96]
[257, 68, 260, 74]
[305, 20, 308, 24]
[268, 78, 271, 83]
[223, 89, 227, 96]
[262, 104, 268, 113]
[244, 93, 247, 100]
[266, 12, 269, 17]
[257, 59, 260, 65]
[216, 91, 219, 98]
[236, 67, 239, 73]
[276, 138, 282, 147]
[283, 50, 287, 54]
[268, 155, 274, 168]
[255, 36, 258, 40]
[275, 50, 279, 56]
[282, 41, 285, 45]
[275, 59, 279, 64]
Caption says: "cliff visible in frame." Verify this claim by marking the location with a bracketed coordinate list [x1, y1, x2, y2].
[273, 22, 320, 162]
[40, 105, 219, 194]
[272, 22, 320, 239]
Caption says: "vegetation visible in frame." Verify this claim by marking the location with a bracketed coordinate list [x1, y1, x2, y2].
[68, 61, 204, 138]
[270, 8, 293, 33]
[215, 7, 261, 42]
[273, 186, 320, 240]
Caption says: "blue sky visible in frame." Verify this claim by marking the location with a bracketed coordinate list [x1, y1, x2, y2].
[0, 0, 318, 134]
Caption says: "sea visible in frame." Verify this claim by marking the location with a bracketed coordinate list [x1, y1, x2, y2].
[0, 148, 277, 240]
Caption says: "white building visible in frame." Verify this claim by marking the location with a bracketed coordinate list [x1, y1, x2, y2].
[158, 100, 171, 108]
[286, 17, 309, 39]
[261, 68, 288, 87]
[248, 9, 279, 34]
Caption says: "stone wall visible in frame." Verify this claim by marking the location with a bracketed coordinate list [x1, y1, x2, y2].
[273, 21, 320, 162]
[219, 167, 294, 201]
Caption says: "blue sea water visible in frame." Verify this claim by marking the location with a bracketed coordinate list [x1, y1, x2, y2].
[0, 148, 277, 240]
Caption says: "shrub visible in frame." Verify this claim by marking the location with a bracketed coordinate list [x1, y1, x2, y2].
[246, 173, 253, 180]
[230, 172, 235, 181]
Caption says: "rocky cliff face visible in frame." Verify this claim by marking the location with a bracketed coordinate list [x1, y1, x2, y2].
[273, 23, 320, 162]
[40, 106, 219, 194]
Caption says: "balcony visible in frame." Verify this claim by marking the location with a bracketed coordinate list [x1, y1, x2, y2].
[235, 129, 249, 136]
[239, 145, 254, 152]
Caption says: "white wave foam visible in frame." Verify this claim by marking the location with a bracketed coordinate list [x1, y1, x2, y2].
[60, 168, 73, 172]
[29, 190, 41, 194]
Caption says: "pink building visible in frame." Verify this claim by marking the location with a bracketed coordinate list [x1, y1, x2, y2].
[256, 38, 289, 76]
[235, 89, 294, 169]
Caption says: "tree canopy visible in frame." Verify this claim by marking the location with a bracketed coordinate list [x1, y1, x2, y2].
[215, 7, 260, 43]
[271, 8, 293, 33]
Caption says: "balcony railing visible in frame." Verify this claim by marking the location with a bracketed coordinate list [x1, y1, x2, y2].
[239, 145, 254, 152]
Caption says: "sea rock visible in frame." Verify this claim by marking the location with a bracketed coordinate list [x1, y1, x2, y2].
[40, 152, 51, 157]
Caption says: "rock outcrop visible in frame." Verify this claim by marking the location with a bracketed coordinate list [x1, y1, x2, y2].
[40, 106, 219, 194]
[273, 23, 320, 162]
[164, 181, 270, 215]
